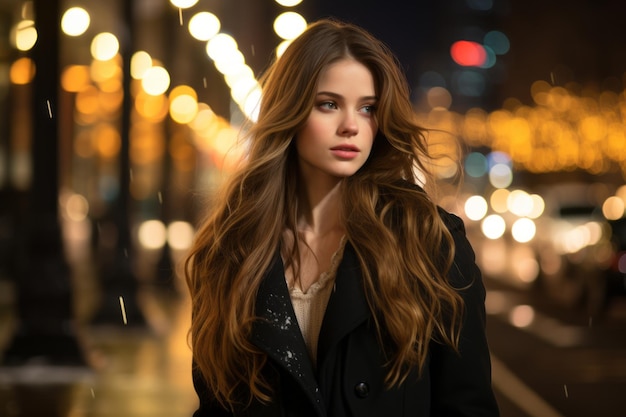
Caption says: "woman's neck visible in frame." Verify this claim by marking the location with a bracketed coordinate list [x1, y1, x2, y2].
[296, 179, 344, 236]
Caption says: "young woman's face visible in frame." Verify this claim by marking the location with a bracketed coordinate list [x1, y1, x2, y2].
[295, 58, 378, 183]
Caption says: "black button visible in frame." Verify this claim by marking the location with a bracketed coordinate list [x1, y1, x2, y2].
[354, 382, 370, 398]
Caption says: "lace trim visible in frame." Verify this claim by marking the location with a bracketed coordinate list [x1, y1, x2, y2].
[288, 235, 347, 298]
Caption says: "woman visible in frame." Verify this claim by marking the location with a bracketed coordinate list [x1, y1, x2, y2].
[185, 18, 499, 417]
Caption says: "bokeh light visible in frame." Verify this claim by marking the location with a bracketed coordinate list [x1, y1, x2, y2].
[90, 32, 120, 61]
[12, 20, 37, 51]
[142, 66, 170, 96]
[188, 12, 220, 41]
[465, 195, 489, 221]
[131, 51, 152, 79]
[511, 218, 536, 243]
[481, 214, 506, 239]
[61, 7, 90, 36]
[170, 0, 199, 8]
[273, 12, 307, 40]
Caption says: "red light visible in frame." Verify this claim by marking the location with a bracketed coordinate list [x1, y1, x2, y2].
[450, 40, 487, 67]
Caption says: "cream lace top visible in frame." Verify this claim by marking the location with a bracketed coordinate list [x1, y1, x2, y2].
[287, 236, 347, 367]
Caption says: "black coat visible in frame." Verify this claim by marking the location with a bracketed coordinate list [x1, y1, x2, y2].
[192, 211, 500, 417]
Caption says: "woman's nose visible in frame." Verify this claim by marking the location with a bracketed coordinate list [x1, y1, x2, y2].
[338, 112, 358, 136]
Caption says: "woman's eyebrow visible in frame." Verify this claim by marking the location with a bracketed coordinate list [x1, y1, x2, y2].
[316, 91, 378, 101]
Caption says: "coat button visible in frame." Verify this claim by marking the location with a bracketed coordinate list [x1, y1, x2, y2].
[354, 382, 370, 398]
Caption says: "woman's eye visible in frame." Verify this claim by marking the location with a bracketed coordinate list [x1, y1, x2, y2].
[319, 101, 337, 110]
[361, 105, 376, 114]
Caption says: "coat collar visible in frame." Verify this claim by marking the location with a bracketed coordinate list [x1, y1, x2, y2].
[250, 242, 371, 412]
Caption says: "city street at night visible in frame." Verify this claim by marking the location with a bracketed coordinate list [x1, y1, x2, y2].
[1, 0, 626, 416]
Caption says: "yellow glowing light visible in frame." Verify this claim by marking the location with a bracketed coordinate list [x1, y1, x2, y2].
[214, 50, 246, 75]
[275, 0, 303, 6]
[61, 65, 90, 92]
[527, 194, 545, 219]
[511, 218, 536, 243]
[276, 39, 292, 58]
[170, 0, 198, 8]
[464, 195, 488, 221]
[189, 104, 216, 131]
[224, 64, 254, 88]
[61, 7, 90, 36]
[507, 189, 533, 217]
[206, 33, 238, 62]
[131, 51, 152, 79]
[243, 86, 262, 122]
[138, 220, 167, 250]
[65, 193, 90, 222]
[13, 20, 37, 51]
[167, 221, 195, 250]
[170, 94, 199, 124]
[90, 32, 120, 61]
[481, 214, 506, 240]
[94, 123, 121, 158]
[273, 12, 307, 40]
[9, 58, 35, 85]
[75, 86, 99, 115]
[603, 196, 625, 220]
[141, 66, 170, 96]
[135, 91, 168, 122]
[230, 77, 260, 106]
[188, 12, 220, 41]
[90, 58, 120, 83]
[509, 305, 535, 328]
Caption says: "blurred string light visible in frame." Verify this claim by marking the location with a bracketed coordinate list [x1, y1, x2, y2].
[188, 12, 220, 41]
[275, 0, 303, 6]
[61, 7, 90, 36]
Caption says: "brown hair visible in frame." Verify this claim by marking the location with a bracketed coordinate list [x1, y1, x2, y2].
[185, 18, 464, 410]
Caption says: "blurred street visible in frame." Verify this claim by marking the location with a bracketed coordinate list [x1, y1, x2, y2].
[1, 252, 626, 416]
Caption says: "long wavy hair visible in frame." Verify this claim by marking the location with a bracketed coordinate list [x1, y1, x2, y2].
[185, 18, 464, 410]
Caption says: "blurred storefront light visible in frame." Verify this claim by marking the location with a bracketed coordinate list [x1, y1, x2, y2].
[481, 214, 506, 239]
[465, 195, 488, 221]
[602, 196, 625, 220]
[488, 163, 513, 188]
[507, 189, 533, 217]
[167, 221, 195, 251]
[490, 188, 510, 213]
[138, 220, 167, 250]
[511, 218, 536, 243]
[61, 7, 90, 37]
[509, 305, 535, 328]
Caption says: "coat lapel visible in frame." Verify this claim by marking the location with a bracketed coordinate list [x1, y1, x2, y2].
[250, 253, 325, 415]
[317, 242, 371, 367]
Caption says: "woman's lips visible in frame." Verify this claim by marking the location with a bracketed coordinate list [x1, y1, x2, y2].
[330, 144, 359, 159]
